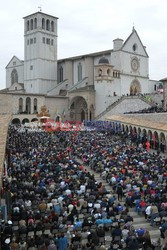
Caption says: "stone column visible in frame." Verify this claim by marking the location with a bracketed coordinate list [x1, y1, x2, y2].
[161, 79, 167, 110]
[23, 98, 26, 112]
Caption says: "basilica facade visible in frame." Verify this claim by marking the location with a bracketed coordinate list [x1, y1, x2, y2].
[1, 11, 160, 123]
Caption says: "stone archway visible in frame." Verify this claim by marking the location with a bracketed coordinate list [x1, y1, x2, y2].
[70, 96, 88, 122]
[12, 118, 21, 125]
[31, 118, 38, 122]
[22, 118, 30, 125]
[130, 80, 141, 95]
[26, 97, 31, 114]
[160, 132, 166, 152]
[153, 131, 159, 150]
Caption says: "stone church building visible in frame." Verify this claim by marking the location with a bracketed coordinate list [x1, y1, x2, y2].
[0, 11, 160, 124]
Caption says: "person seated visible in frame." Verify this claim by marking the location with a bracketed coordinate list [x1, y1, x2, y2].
[136, 227, 145, 237]
[112, 225, 122, 241]
[96, 225, 105, 237]
[160, 220, 167, 238]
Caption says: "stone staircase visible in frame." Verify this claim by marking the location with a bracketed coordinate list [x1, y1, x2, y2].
[68, 77, 88, 92]
[95, 96, 125, 121]
[77, 158, 160, 242]
[94, 95, 153, 121]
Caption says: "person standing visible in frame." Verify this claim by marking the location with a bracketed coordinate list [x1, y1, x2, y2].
[57, 233, 68, 250]
[117, 184, 123, 201]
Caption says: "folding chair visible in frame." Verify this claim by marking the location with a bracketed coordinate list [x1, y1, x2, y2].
[105, 235, 112, 245]
[28, 231, 35, 237]
[99, 237, 105, 243]
[36, 230, 43, 236]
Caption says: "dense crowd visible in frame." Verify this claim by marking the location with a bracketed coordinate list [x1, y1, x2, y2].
[1, 126, 167, 249]
[124, 106, 166, 114]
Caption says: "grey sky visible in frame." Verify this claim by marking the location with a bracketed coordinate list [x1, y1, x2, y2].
[0, 0, 167, 89]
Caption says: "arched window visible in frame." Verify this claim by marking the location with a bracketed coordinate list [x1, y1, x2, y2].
[107, 69, 110, 76]
[46, 19, 50, 31]
[59, 66, 63, 83]
[11, 69, 18, 84]
[18, 98, 23, 113]
[34, 18, 37, 29]
[78, 63, 82, 82]
[33, 98, 37, 113]
[27, 20, 29, 31]
[30, 19, 33, 30]
[98, 68, 102, 77]
[26, 97, 31, 114]
[51, 21, 54, 32]
[42, 18, 45, 29]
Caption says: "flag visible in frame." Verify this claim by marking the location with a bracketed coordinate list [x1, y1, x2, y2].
[62, 108, 66, 117]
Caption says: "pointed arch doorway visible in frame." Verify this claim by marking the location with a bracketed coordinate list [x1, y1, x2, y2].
[70, 96, 88, 122]
[130, 80, 141, 95]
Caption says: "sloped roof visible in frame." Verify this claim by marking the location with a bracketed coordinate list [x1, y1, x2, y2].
[121, 28, 148, 57]
[107, 114, 167, 132]
[6, 56, 24, 69]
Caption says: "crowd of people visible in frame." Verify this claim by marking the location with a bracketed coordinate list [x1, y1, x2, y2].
[1, 125, 167, 249]
[124, 105, 165, 114]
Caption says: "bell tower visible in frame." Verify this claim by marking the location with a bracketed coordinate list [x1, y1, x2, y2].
[23, 12, 58, 94]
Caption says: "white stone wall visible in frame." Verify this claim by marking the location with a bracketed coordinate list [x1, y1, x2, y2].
[73, 59, 85, 84]
[45, 96, 69, 119]
[11, 94, 45, 115]
[95, 80, 120, 116]
[110, 51, 121, 70]
[0, 94, 13, 114]
[120, 75, 149, 95]
[24, 12, 58, 94]
[122, 30, 147, 56]
[6, 57, 24, 88]
[120, 52, 148, 78]
[101, 97, 151, 120]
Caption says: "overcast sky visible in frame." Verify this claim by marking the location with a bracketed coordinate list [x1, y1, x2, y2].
[0, 0, 167, 89]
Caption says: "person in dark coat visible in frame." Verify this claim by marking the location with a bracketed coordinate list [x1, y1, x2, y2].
[116, 184, 123, 201]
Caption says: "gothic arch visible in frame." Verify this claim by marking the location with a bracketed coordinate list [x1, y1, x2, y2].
[51, 21, 54, 32]
[34, 18, 37, 29]
[30, 19, 33, 30]
[58, 66, 63, 83]
[46, 19, 50, 31]
[26, 97, 31, 114]
[78, 63, 82, 81]
[130, 80, 141, 95]
[11, 69, 18, 84]
[42, 18, 45, 29]
[27, 20, 29, 31]
[70, 96, 88, 122]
